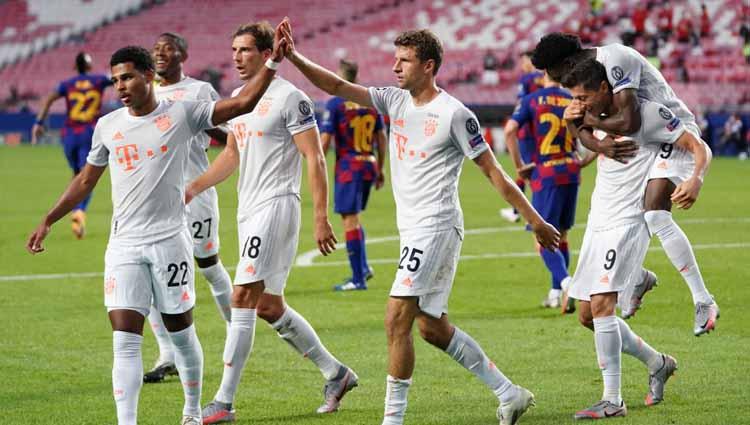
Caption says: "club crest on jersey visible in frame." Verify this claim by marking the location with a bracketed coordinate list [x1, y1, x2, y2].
[170, 89, 187, 101]
[465, 118, 479, 135]
[155, 114, 172, 132]
[298, 100, 312, 116]
[424, 119, 438, 137]
[258, 99, 272, 116]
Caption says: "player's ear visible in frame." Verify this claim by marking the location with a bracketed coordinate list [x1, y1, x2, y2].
[144, 69, 155, 84]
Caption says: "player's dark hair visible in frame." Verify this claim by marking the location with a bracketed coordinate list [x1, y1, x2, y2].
[520, 50, 534, 58]
[339, 59, 358, 82]
[158, 32, 188, 54]
[232, 21, 274, 53]
[75, 52, 91, 74]
[560, 58, 609, 91]
[531, 32, 582, 71]
[110, 46, 155, 73]
[394, 29, 443, 75]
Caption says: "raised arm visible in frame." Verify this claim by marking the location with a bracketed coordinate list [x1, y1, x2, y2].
[293, 127, 338, 255]
[210, 23, 287, 125]
[281, 19, 373, 106]
[670, 132, 712, 209]
[472, 150, 560, 250]
[31, 92, 63, 144]
[27, 163, 106, 253]
[186, 131, 240, 203]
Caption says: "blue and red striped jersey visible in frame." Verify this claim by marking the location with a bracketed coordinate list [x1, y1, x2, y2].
[56, 74, 111, 130]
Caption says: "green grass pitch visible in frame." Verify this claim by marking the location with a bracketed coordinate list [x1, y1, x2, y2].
[1, 145, 748, 424]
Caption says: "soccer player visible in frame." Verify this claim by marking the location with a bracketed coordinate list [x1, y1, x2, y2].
[27, 39, 284, 424]
[500, 51, 544, 223]
[186, 22, 357, 424]
[139, 32, 234, 383]
[504, 72, 585, 312]
[320, 59, 387, 291]
[561, 58, 710, 419]
[280, 19, 561, 425]
[31, 52, 112, 239]
[532, 33, 719, 336]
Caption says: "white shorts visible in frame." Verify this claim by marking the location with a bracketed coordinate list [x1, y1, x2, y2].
[389, 228, 463, 319]
[569, 221, 650, 308]
[187, 188, 221, 259]
[234, 195, 301, 295]
[648, 123, 700, 185]
[104, 229, 195, 315]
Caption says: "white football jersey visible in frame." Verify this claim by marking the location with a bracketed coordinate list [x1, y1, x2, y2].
[87, 99, 215, 244]
[588, 101, 685, 230]
[368, 87, 489, 235]
[154, 76, 227, 184]
[596, 44, 697, 130]
[229, 77, 317, 221]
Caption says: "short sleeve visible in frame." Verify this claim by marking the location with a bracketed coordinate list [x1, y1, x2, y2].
[182, 100, 216, 134]
[601, 45, 642, 94]
[510, 95, 532, 127]
[639, 102, 685, 145]
[319, 98, 337, 135]
[283, 89, 317, 135]
[374, 112, 384, 131]
[56, 82, 67, 97]
[199, 84, 230, 132]
[450, 105, 489, 159]
[86, 124, 109, 167]
[368, 86, 402, 117]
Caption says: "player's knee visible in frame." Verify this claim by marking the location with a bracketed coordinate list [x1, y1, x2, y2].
[231, 284, 256, 308]
[644, 179, 675, 211]
[341, 214, 360, 232]
[416, 321, 450, 348]
[257, 303, 283, 323]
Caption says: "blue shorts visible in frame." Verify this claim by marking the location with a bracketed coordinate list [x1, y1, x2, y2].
[62, 126, 94, 173]
[334, 172, 373, 215]
[519, 137, 535, 164]
[531, 183, 579, 231]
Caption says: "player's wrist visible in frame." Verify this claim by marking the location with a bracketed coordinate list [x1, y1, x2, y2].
[34, 119, 44, 126]
[265, 58, 281, 71]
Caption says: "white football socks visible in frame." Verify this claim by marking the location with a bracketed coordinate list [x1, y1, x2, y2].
[199, 261, 233, 322]
[215, 308, 257, 404]
[617, 317, 663, 372]
[382, 375, 412, 425]
[147, 305, 175, 365]
[593, 316, 622, 405]
[445, 327, 516, 403]
[112, 331, 143, 425]
[169, 324, 204, 418]
[645, 210, 713, 304]
[272, 306, 343, 380]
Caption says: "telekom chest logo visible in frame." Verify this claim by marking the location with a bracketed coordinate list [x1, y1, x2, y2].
[113, 130, 168, 171]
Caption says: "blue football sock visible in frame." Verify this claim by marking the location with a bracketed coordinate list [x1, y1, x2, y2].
[560, 241, 570, 268]
[540, 248, 569, 290]
[359, 226, 370, 275]
[76, 192, 92, 212]
[346, 228, 365, 285]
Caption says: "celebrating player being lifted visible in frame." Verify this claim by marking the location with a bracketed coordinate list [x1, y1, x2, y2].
[561, 58, 710, 420]
[140, 32, 235, 384]
[186, 22, 358, 424]
[320, 59, 387, 291]
[532, 33, 718, 335]
[280, 18, 559, 425]
[27, 32, 284, 425]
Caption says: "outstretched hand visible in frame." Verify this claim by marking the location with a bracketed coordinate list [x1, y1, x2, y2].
[271, 21, 288, 62]
[279, 17, 296, 58]
[531, 220, 561, 252]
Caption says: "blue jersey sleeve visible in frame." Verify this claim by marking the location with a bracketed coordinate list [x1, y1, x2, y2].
[320, 98, 337, 135]
[511, 95, 533, 127]
[374, 113, 384, 131]
[56, 81, 67, 97]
